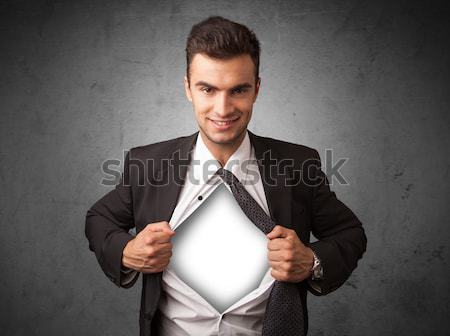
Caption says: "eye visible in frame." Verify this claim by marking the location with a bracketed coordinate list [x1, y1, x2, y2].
[201, 87, 213, 94]
[232, 88, 248, 95]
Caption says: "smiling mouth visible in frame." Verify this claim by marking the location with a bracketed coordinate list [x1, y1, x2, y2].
[210, 117, 239, 126]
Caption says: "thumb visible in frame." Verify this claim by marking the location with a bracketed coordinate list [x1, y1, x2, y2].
[266, 225, 287, 240]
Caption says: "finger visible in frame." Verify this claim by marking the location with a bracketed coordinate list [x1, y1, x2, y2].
[144, 231, 175, 245]
[270, 268, 288, 282]
[141, 264, 165, 274]
[146, 257, 172, 272]
[157, 249, 173, 259]
[146, 221, 175, 235]
[268, 250, 295, 262]
[268, 260, 287, 272]
[146, 251, 172, 264]
[270, 260, 302, 275]
[266, 225, 290, 240]
[142, 254, 170, 269]
[146, 221, 173, 231]
[267, 250, 284, 262]
[154, 242, 173, 254]
[267, 238, 292, 251]
[146, 241, 173, 256]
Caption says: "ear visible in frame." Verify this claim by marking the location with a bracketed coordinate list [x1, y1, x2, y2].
[253, 77, 261, 103]
[184, 75, 193, 102]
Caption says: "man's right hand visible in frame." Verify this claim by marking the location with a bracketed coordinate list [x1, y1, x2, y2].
[122, 221, 175, 273]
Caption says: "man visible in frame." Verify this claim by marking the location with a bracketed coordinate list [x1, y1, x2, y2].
[85, 16, 367, 335]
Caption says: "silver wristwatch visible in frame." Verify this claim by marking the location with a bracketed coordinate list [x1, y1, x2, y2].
[311, 250, 323, 280]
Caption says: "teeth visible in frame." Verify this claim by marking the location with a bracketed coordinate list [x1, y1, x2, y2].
[213, 120, 235, 125]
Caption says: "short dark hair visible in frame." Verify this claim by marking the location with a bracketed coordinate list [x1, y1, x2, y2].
[185, 16, 261, 85]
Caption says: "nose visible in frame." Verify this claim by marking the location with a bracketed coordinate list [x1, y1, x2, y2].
[214, 92, 234, 117]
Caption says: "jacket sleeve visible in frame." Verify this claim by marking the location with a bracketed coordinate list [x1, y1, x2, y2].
[306, 149, 367, 296]
[85, 150, 139, 288]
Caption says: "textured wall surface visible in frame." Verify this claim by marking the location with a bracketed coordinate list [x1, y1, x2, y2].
[1, 0, 449, 335]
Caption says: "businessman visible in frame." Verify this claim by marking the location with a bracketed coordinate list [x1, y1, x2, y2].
[85, 16, 367, 335]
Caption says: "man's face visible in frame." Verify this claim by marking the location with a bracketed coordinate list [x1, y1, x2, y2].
[184, 53, 260, 149]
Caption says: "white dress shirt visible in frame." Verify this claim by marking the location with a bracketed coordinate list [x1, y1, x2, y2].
[157, 131, 276, 335]
[119, 130, 322, 333]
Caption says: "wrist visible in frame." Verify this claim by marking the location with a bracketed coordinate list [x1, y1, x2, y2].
[307, 247, 315, 271]
[121, 239, 134, 270]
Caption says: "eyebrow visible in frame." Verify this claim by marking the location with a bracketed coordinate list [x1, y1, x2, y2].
[194, 81, 253, 91]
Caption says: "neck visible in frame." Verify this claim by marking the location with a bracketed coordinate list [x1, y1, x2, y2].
[200, 130, 246, 167]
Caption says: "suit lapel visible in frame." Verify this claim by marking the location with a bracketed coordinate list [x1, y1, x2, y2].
[143, 133, 199, 322]
[155, 132, 199, 222]
[154, 130, 293, 229]
[248, 130, 293, 230]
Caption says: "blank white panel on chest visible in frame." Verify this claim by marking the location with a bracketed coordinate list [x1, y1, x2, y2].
[170, 183, 269, 313]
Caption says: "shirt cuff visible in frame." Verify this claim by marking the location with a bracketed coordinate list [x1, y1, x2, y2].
[120, 265, 138, 286]
[307, 278, 323, 293]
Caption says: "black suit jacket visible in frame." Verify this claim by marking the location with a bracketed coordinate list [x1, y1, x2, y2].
[85, 130, 367, 335]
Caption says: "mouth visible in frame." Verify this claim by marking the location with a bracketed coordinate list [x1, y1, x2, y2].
[209, 117, 239, 127]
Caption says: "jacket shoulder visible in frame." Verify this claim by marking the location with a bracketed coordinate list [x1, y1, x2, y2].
[127, 133, 197, 160]
[252, 133, 320, 160]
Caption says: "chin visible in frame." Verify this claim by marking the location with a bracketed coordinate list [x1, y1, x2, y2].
[209, 134, 237, 145]
[205, 130, 243, 145]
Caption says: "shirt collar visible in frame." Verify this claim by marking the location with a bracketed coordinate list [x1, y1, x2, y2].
[192, 131, 253, 184]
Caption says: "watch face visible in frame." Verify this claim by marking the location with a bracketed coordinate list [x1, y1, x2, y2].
[312, 252, 320, 269]
[313, 265, 323, 280]
[313, 259, 320, 269]
[311, 252, 323, 279]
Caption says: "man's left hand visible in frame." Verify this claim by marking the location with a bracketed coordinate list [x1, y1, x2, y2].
[266, 225, 314, 283]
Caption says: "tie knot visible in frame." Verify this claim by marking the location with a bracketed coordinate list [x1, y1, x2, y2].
[216, 168, 239, 186]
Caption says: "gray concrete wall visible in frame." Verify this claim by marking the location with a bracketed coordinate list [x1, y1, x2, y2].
[1, 0, 449, 335]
